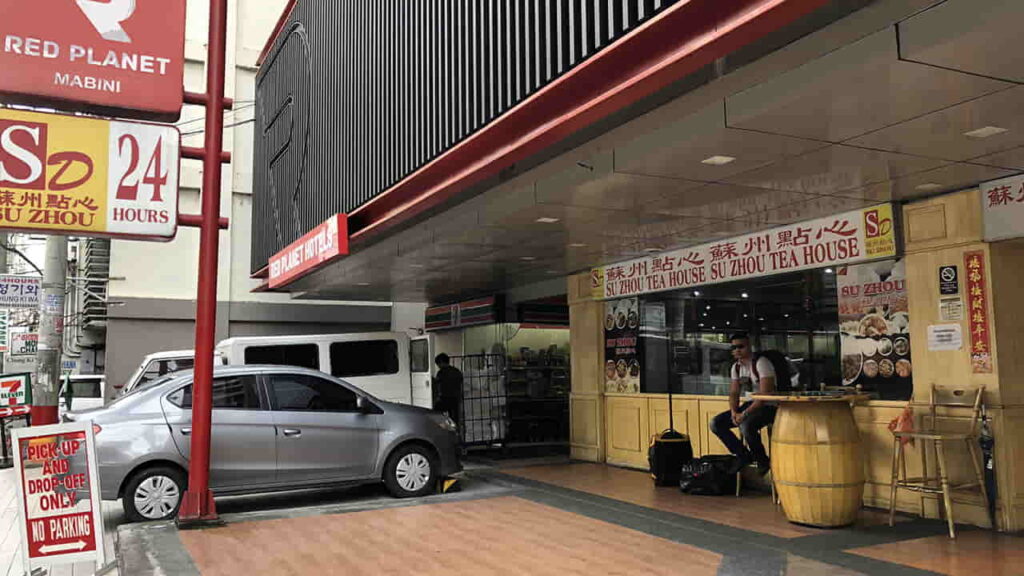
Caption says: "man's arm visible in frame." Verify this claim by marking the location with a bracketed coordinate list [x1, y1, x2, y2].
[728, 378, 741, 414]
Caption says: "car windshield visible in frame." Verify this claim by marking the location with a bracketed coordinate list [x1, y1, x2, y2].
[109, 374, 178, 406]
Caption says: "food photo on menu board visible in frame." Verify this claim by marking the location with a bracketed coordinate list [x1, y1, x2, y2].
[604, 298, 641, 394]
[837, 259, 912, 400]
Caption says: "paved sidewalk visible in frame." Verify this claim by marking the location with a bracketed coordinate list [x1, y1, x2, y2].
[0, 467, 121, 576]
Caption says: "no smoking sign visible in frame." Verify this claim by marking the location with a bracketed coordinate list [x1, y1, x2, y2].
[939, 265, 959, 295]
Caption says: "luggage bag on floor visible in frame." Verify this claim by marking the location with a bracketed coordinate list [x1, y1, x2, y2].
[648, 430, 693, 486]
[679, 455, 738, 495]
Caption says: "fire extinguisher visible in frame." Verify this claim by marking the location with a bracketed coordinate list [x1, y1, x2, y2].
[979, 404, 997, 529]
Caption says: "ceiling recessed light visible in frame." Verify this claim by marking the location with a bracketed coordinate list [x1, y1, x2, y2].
[824, 268, 834, 274]
[701, 155, 736, 166]
[784, 313, 790, 318]
[705, 305, 711, 310]
[758, 317, 765, 321]
[703, 313, 708, 318]
[568, 243, 587, 248]
[743, 314, 749, 318]
[520, 256, 536, 261]
[692, 291, 701, 297]
[699, 323, 705, 327]
[409, 264, 425, 268]
[915, 183, 943, 192]
[535, 217, 560, 224]
[963, 126, 1008, 139]
[356, 282, 371, 286]
[741, 292, 749, 298]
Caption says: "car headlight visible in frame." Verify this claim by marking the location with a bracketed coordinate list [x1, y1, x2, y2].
[433, 414, 458, 432]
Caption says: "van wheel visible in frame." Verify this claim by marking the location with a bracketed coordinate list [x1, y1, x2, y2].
[383, 445, 437, 498]
[123, 466, 186, 522]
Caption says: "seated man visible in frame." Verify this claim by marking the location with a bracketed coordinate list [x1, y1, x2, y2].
[710, 332, 777, 474]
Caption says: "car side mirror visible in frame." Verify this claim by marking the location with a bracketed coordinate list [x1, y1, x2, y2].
[357, 396, 376, 413]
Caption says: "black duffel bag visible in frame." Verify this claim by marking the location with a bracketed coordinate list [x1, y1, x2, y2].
[679, 455, 738, 496]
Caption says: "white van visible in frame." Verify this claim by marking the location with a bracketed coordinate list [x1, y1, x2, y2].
[215, 332, 433, 407]
[118, 349, 226, 395]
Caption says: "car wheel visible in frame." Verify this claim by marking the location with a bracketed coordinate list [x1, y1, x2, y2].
[123, 466, 186, 522]
[383, 444, 437, 498]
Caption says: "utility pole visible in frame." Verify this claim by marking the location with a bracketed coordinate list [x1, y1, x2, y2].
[0, 234, 7, 374]
[33, 236, 66, 426]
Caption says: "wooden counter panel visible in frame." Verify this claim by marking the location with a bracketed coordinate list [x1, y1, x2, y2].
[605, 396, 649, 469]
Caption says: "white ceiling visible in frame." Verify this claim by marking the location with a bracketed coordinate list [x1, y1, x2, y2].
[286, 0, 1024, 304]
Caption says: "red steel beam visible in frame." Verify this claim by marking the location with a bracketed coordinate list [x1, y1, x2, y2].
[183, 90, 234, 110]
[177, 0, 230, 525]
[178, 213, 229, 229]
[182, 146, 231, 163]
[346, 0, 826, 243]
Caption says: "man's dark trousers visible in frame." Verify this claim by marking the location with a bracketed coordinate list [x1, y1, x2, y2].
[710, 401, 777, 467]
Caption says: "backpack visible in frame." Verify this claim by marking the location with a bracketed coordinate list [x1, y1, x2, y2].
[679, 455, 738, 496]
[752, 350, 794, 392]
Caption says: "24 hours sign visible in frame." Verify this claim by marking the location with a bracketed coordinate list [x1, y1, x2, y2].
[0, 108, 179, 240]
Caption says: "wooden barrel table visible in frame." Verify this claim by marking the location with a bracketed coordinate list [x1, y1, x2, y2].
[752, 394, 869, 528]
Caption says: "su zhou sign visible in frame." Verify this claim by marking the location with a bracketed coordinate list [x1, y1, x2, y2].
[12, 422, 105, 572]
[981, 174, 1024, 242]
[592, 204, 898, 299]
[0, 108, 179, 240]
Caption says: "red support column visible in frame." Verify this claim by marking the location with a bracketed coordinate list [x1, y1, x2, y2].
[177, 0, 229, 525]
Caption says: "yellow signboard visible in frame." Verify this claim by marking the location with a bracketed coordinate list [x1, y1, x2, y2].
[0, 109, 179, 240]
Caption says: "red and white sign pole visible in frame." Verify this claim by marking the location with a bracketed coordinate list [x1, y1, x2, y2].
[176, 0, 230, 525]
[12, 422, 105, 572]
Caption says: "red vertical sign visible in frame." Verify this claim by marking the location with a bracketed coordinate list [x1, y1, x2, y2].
[964, 251, 993, 374]
[12, 423, 105, 571]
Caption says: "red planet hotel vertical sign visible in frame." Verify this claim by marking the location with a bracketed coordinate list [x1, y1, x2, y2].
[0, 0, 186, 121]
[269, 214, 350, 289]
[12, 422, 104, 571]
[964, 251, 993, 374]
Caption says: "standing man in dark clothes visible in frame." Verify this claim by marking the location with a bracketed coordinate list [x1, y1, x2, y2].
[434, 353, 464, 424]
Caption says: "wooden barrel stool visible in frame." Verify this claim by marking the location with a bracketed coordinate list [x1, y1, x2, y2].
[765, 396, 867, 527]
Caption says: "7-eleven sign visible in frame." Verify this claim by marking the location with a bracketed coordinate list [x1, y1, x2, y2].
[0, 374, 31, 408]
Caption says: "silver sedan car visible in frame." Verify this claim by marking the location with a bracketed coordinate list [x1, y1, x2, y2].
[66, 365, 461, 522]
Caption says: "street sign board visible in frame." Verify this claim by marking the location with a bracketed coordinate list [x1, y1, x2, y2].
[0, 108, 179, 241]
[4, 356, 37, 376]
[0, 0, 186, 121]
[12, 421, 105, 571]
[0, 311, 7, 352]
[0, 276, 41, 308]
[10, 333, 38, 357]
[0, 373, 31, 408]
[268, 214, 349, 289]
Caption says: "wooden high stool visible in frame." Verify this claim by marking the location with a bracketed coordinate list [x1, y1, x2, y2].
[735, 425, 778, 504]
[888, 385, 989, 539]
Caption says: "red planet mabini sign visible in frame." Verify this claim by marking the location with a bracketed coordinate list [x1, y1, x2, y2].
[0, 0, 186, 121]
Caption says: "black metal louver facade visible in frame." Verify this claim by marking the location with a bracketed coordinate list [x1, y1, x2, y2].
[252, 0, 681, 273]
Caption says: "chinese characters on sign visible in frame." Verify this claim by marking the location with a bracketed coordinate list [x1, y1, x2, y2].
[604, 298, 640, 393]
[10, 333, 38, 357]
[0, 310, 7, 352]
[981, 174, 1024, 242]
[0, 0, 186, 121]
[964, 251, 993, 374]
[12, 422, 105, 572]
[0, 275, 41, 308]
[0, 108, 179, 240]
[594, 205, 897, 299]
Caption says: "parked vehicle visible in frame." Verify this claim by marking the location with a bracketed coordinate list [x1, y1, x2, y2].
[117, 349, 226, 395]
[59, 374, 106, 414]
[121, 332, 435, 409]
[67, 365, 461, 522]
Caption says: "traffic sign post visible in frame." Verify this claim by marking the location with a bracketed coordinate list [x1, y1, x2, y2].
[11, 421, 105, 572]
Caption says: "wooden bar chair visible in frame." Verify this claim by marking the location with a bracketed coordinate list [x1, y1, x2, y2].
[888, 385, 988, 538]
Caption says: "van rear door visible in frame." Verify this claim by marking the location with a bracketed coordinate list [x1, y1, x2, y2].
[409, 336, 433, 408]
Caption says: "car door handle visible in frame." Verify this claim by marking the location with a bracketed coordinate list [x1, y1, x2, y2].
[180, 427, 191, 436]
[281, 428, 302, 438]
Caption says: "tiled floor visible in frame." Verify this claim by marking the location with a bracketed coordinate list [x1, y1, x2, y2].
[182, 496, 725, 576]
[117, 461, 1023, 576]
[501, 462, 894, 539]
[0, 467, 121, 576]
[849, 531, 1024, 576]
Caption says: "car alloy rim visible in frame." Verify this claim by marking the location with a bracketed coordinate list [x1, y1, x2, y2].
[134, 475, 181, 520]
[395, 453, 431, 492]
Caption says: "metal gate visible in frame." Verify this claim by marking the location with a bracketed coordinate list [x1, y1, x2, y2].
[451, 354, 507, 446]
